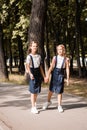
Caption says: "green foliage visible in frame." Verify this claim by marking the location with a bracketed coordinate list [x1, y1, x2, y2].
[46, 0, 87, 54]
[0, 0, 87, 75]
[12, 15, 29, 40]
[0, 3, 8, 23]
[0, 0, 31, 59]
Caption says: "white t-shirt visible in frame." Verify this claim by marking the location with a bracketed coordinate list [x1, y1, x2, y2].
[53, 55, 66, 68]
[26, 54, 41, 68]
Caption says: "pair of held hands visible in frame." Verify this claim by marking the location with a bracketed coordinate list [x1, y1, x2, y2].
[30, 73, 69, 86]
[30, 73, 49, 83]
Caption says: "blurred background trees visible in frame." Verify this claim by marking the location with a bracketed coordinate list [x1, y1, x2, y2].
[0, 0, 87, 80]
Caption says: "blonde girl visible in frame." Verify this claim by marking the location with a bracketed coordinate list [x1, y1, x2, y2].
[43, 44, 70, 112]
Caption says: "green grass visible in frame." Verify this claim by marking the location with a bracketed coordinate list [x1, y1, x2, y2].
[8, 74, 27, 85]
[64, 78, 87, 98]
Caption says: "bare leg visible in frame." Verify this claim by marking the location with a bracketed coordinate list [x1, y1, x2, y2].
[31, 93, 37, 107]
[43, 91, 53, 110]
[31, 93, 38, 114]
[58, 94, 62, 106]
[34, 94, 37, 103]
[57, 94, 63, 112]
[47, 91, 53, 102]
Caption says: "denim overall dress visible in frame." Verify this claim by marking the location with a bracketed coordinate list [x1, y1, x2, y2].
[29, 55, 42, 94]
[49, 56, 65, 94]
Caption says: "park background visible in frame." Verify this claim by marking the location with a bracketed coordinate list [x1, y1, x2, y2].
[0, 0, 87, 98]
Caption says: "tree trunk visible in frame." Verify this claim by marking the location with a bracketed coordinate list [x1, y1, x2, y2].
[9, 39, 12, 74]
[79, 1, 86, 77]
[0, 23, 8, 80]
[75, 0, 86, 77]
[75, 0, 82, 77]
[28, 0, 46, 64]
[79, 22, 86, 77]
[45, 0, 50, 68]
[17, 36, 25, 74]
[69, 38, 76, 75]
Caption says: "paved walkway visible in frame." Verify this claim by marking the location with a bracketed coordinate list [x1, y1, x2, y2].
[0, 82, 87, 130]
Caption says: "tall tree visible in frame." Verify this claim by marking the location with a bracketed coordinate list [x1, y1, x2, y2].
[0, 23, 8, 80]
[28, 0, 46, 64]
[17, 35, 25, 74]
[75, 0, 86, 77]
[45, 0, 50, 68]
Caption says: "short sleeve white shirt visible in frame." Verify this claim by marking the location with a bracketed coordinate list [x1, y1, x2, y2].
[53, 55, 65, 68]
[26, 54, 41, 68]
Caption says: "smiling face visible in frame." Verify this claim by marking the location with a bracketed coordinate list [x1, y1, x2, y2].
[56, 44, 65, 56]
[30, 41, 38, 54]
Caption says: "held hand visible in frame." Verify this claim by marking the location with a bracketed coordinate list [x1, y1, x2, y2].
[44, 77, 47, 83]
[30, 73, 34, 80]
[44, 77, 49, 83]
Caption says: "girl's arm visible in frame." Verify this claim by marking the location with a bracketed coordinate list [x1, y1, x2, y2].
[40, 65, 47, 83]
[65, 58, 70, 86]
[26, 63, 34, 79]
[40, 65, 45, 78]
[47, 57, 56, 78]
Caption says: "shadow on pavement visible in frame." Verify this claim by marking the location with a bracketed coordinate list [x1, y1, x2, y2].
[0, 83, 87, 111]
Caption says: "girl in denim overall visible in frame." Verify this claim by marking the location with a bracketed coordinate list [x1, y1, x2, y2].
[43, 44, 70, 112]
[26, 41, 45, 114]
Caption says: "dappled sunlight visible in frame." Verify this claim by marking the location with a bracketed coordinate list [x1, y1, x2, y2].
[0, 84, 87, 112]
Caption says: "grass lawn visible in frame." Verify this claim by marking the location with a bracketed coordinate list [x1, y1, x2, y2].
[8, 73, 27, 85]
[64, 78, 87, 98]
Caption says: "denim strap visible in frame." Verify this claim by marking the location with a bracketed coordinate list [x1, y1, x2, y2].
[55, 56, 65, 69]
[61, 58, 65, 69]
[29, 55, 34, 69]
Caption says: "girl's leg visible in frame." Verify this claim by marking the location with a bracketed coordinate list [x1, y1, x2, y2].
[31, 93, 38, 114]
[31, 93, 37, 107]
[31, 93, 35, 107]
[43, 91, 53, 110]
[58, 94, 62, 106]
[47, 90, 53, 102]
[34, 94, 37, 106]
[57, 94, 63, 112]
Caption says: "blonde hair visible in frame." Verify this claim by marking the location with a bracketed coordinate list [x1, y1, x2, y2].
[27, 41, 38, 54]
[56, 44, 66, 56]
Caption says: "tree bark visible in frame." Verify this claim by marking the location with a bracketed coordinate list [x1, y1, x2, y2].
[28, 0, 46, 64]
[75, 0, 82, 77]
[75, 0, 86, 77]
[17, 36, 25, 74]
[9, 39, 12, 74]
[45, 0, 50, 68]
[0, 23, 8, 80]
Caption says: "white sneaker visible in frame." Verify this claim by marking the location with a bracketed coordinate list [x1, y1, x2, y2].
[31, 107, 38, 114]
[58, 106, 63, 113]
[43, 101, 52, 110]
